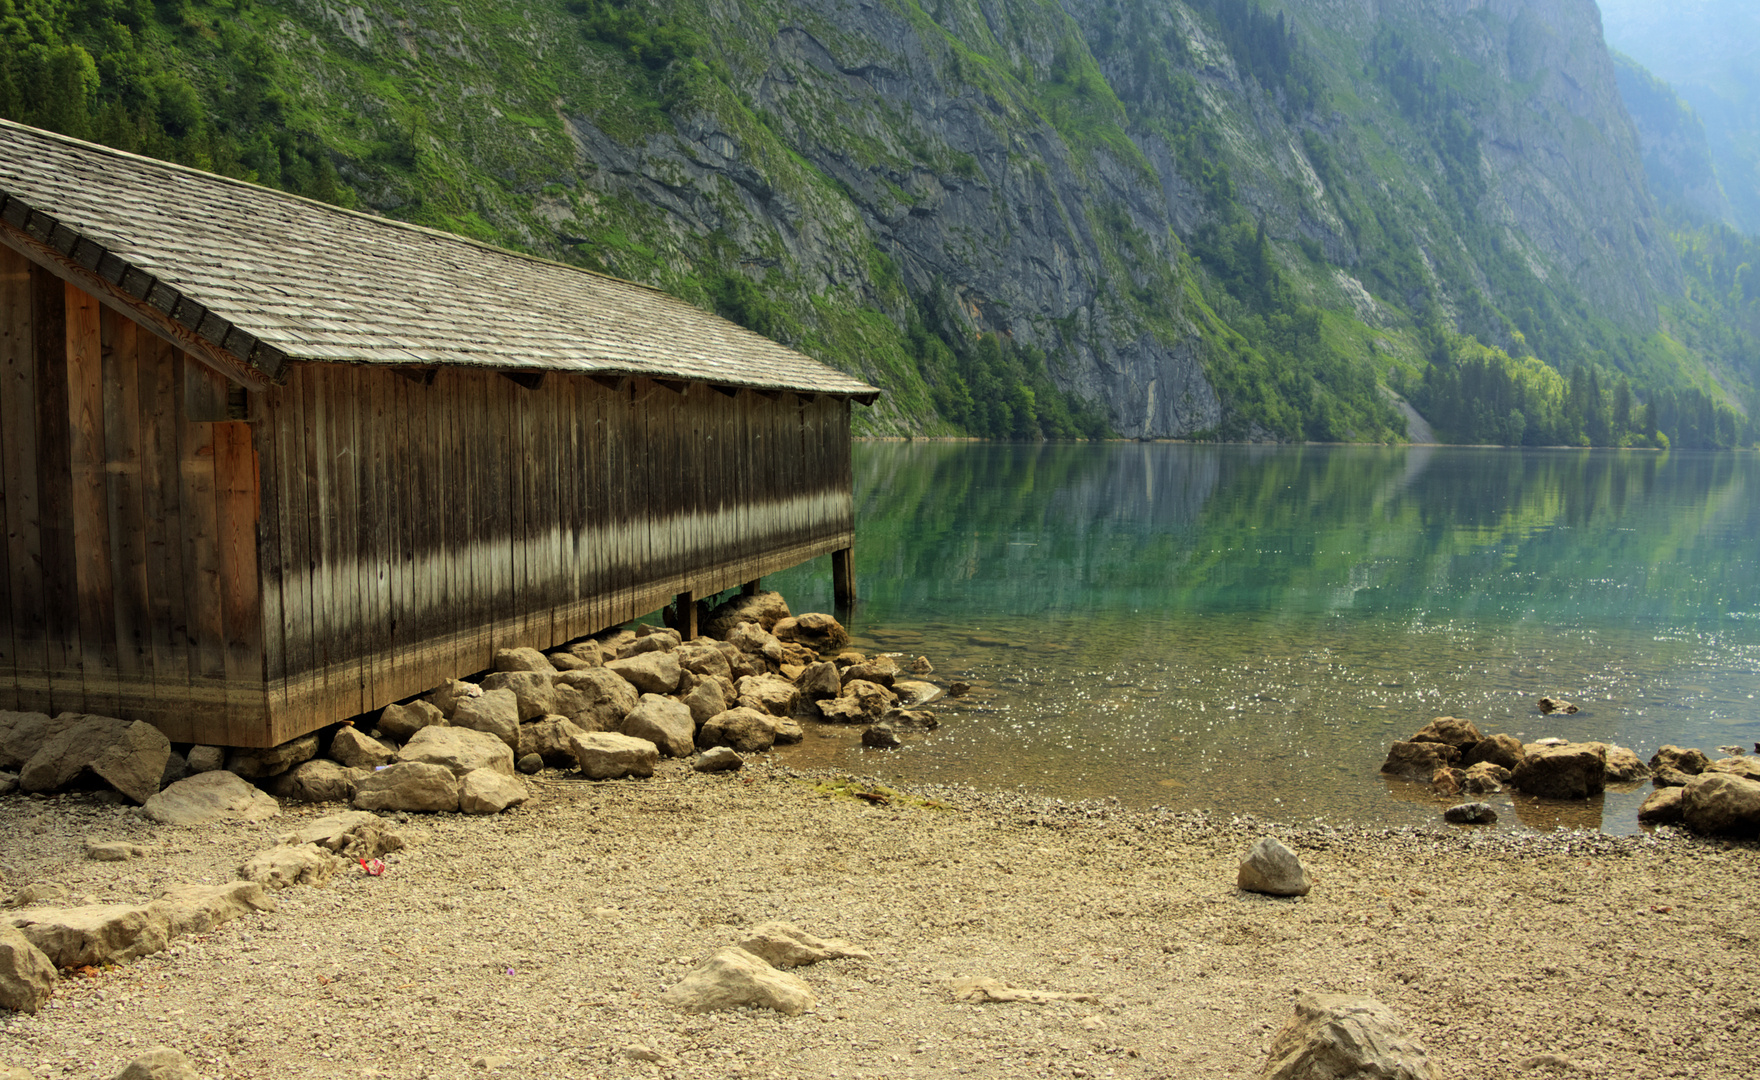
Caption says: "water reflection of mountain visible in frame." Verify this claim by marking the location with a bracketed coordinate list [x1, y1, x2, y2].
[847, 444, 1758, 626]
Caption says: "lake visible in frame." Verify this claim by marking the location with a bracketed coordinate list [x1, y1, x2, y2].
[758, 442, 1760, 833]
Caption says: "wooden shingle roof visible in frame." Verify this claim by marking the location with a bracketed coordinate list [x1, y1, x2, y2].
[0, 119, 878, 399]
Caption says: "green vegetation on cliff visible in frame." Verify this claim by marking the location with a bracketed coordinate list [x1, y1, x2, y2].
[2, 0, 1754, 447]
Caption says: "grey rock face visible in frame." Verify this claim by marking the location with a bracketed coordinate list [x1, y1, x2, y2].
[238, 843, 344, 889]
[693, 747, 743, 773]
[1237, 837, 1312, 897]
[423, 680, 482, 720]
[0, 710, 69, 771]
[518, 715, 587, 767]
[492, 646, 555, 673]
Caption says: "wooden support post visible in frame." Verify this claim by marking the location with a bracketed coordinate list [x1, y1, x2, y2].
[741, 579, 761, 596]
[675, 590, 697, 641]
[832, 547, 856, 610]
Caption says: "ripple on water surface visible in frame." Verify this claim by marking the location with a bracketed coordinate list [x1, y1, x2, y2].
[757, 444, 1760, 834]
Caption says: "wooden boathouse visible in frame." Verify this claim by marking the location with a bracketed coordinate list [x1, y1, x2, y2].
[0, 119, 877, 748]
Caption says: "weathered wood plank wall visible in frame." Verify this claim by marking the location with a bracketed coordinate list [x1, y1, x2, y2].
[0, 253, 266, 740]
[256, 365, 853, 746]
[2, 253, 855, 748]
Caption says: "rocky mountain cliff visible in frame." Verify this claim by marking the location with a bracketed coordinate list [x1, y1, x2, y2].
[6, 0, 1753, 442]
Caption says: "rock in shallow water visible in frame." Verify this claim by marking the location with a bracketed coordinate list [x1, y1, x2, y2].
[1443, 802, 1498, 824]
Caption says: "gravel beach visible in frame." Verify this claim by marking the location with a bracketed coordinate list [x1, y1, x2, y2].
[3, 760, 1758, 1080]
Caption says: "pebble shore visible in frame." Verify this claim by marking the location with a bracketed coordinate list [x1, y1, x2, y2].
[4, 758, 1758, 1080]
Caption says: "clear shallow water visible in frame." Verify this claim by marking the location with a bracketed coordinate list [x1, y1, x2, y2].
[760, 443, 1760, 833]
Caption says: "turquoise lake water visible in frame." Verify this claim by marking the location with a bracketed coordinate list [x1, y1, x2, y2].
[759, 443, 1760, 834]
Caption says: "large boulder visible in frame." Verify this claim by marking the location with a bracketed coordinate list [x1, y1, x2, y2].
[267, 759, 364, 804]
[1462, 761, 1509, 795]
[377, 699, 447, 741]
[142, 771, 280, 825]
[658, 946, 815, 1016]
[480, 671, 574, 722]
[726, 622, 785, 667]
[0, 710, 65, 771]
[703, 590, 791, 638]
[1704, 756, 1760, 782]
[238, 844, 344, 889]
[674, 641, 733, 681]
[621, 694, 696, 758]
[1258, 993, 1435, 1080]
[19, 715, 171, 804]
[1592, 743, 1650, 783]
[771, 612, 849, 654]
[1461, 733, 1524, 771]
[817, 679, 898, 724]
[9, 883, 271, 969]
[0, 923, 56, 1013]
[1650, 745, 1709, 776]
[1408, 716, 1483, 752]
[736, 674, 801, 717]
[224, 734, 319, 780]
[492, 646, 555, 674]
[422, 680, 482, 720]
[606, 652, 683, 695]
[458, 769, 529, 815]
[556, 668, 641, 731]
[1512, 743, 1608, 799]
[842, 656, 902, 688]
[1680, 773, 1760, 835]
[698, 707, 778, 754]
[795, 661, 843, 701]
[568, 731, 658, 780]
[518, 715, 587, 768]
[1237, 837, 1312, 897]
[353, 762, 461, 813]
[1637, 786, 1686, 825]
[328, 727, 396, 770]
[396, 725, 514, 777]
[450, 687, 521, 750]
[616, 632, 679, 659]
[681, 679, 729, 728]
[1380, 741, 1461, 782]
[112, 1046, 201, 1080]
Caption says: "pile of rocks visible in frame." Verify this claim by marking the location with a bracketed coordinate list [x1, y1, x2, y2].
[0, 591, 943, 820]
[1635, 745, 1760, 834]
[1380, 717, 1760, 836]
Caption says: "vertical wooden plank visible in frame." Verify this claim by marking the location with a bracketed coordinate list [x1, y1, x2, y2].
[491, 374, 514, 655]
[509, 377, 530, 648]
[33, 266, 81, 714]
[331, 366, 364, 716]
[368, 369, 393, 708]
[299, 364, 334, 721]
[0, 246, 41, 710]
[104, 312, 152, 712]
[66, 282, 118, 715]
[353, 367, 381, 710]
[259, 380, 293, 722]
[215, 418, 264, 742]
[178, 396, 227, 725]
[138, 334, 189, 717]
